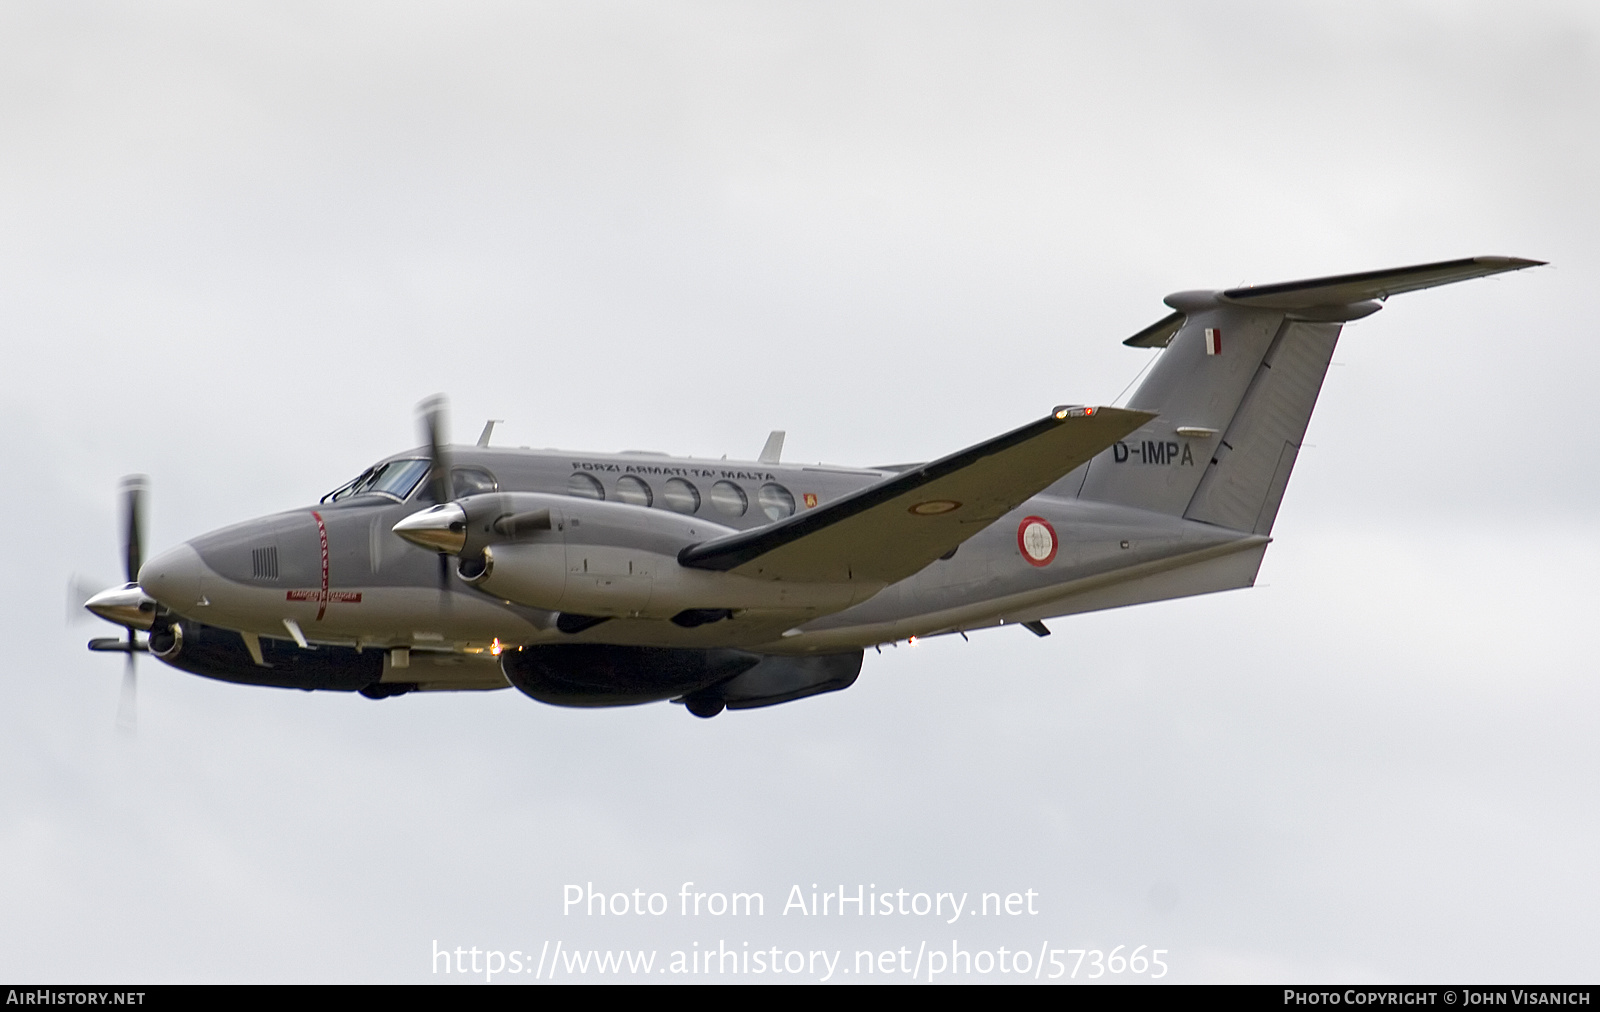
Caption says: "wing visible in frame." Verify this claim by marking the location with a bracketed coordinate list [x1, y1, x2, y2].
[678, 405, 1154, 584]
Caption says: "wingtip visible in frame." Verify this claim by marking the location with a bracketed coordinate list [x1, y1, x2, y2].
[1475, 255, 1547, 270]
[1050, 404, 1155, 424]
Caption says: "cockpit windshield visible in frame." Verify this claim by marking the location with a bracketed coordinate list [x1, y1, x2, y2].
[322, 458, 431, 503]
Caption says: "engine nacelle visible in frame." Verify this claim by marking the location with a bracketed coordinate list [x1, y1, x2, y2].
[445, 493, 874, 620]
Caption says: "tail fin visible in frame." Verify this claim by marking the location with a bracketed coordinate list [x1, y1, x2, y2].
[1183, 318, 1338, 534]
[1078, 256, 1542, 532]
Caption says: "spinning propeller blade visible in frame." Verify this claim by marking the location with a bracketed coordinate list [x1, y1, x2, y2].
[117, 648, 137, 733]
[80, 475, 153, 730]
[418, 395, 451, 505]
[119, 476, 149, 730]
[417, 395, 454, 602]
[66, 573, 106, 625]
[121, 475, 148, 585]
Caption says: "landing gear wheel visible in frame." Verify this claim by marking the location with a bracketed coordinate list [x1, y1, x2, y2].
[685, 697, 725, 719]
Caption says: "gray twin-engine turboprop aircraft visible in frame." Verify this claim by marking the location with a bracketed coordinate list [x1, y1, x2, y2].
[83, 256, 1540, 718]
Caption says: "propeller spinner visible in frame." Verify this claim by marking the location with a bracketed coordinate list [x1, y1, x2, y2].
[82, 475, 157, 730]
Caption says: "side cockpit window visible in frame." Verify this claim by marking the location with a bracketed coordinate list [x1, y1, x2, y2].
[451, 466, 498, 497]
[323, 458, 431, 503]
[370, 459, 431, 499]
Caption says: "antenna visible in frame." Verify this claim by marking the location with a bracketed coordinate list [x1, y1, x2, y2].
[758, 430, 785, 464]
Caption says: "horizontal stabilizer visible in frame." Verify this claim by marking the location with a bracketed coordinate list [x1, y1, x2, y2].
[1124, 255, 1543, 347]
[679, 406, 1154, 584]
[1220, 256, 1544, 309]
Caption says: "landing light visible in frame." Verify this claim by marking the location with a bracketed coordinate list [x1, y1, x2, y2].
[491, 638, 503, 656]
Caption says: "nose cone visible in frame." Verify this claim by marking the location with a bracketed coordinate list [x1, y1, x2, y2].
[393, 503, 467, 555]
[139, 542, 205, 611]
[84, 583, 157, 630]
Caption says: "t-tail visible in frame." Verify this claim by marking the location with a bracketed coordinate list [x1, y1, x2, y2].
[1074, 256, 1543, 534]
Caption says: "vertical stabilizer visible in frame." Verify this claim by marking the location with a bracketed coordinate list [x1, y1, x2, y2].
[1183, 321, 1339, 534]
[1077, 256, 1542, 530]
[1079, 298, 1294, 517]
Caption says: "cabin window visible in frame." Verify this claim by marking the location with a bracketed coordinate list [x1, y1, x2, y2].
[567, 472, 605, 500]
[615, 475, 653, 507]
[710, 480, 747, 517]
[663, 477, 701, 514]
[758, 482, 796, 520]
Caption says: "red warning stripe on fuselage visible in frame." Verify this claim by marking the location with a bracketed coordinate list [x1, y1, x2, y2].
[311, 510, 330, 620]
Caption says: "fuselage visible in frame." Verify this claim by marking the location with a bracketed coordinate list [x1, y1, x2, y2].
[136, 442, 1266, 694]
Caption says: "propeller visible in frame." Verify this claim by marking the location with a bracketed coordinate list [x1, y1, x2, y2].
[419, 393, 451, 506]
[116, 475, 147, 731]
[122, 475, 146, 588]
[416, 395, 453, 602]
[66, 574, 106, 625]
[80, 476, 152, 732]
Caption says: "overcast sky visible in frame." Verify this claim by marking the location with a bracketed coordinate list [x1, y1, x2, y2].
[4, 0, 1597, 983]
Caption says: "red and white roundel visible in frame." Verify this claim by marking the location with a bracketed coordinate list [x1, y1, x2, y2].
[1016, 516, 1057, 566]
